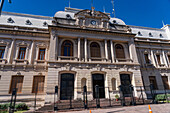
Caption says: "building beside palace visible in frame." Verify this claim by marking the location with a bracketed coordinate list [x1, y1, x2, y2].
[0, 7, 170, 106]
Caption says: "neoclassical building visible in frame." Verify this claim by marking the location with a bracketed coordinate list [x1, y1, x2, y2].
[0, 7, 170, 106]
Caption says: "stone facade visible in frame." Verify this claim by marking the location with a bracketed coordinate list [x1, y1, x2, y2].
[0, 7, 169, 106]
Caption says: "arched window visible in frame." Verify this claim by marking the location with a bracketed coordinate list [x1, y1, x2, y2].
[61, 40, 73, 56]
[81, 78, 87, 91]
[115, 44, 125, 59]
[90, 42, 101, 57]
[111, 78, 116, 90]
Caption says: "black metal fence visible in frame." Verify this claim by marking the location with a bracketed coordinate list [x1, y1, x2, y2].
[51, 84, 170, 111]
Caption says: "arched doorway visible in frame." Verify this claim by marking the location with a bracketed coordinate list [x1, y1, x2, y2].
[92, 74, 105, 98]
[60, 73, 74, 100]
[120, 74, 132, 97]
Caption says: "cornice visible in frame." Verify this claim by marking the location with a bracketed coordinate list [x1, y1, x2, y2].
[0, 28, 50, 37]
[48, 25, 136, 37]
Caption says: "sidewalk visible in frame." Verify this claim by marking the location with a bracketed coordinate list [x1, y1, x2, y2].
[60, 103, 170, 113]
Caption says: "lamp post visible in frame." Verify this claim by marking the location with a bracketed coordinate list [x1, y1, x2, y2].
[0, 0, 12, 15]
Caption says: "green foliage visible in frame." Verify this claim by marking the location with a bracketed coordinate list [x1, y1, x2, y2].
[155, 94, 170, 101]
[115, 94, 119, 99]
[0, 103, 28, 112]
[15, 103, 28, 110]
[0, 103, 10, 111]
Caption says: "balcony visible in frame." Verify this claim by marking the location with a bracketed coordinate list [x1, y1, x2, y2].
[58, 56, 78, 61]
[0, 58, 7, 64]
[89, 57, 107, 62]
[115, 58, 133, 63]
[13, 59, 28, 65]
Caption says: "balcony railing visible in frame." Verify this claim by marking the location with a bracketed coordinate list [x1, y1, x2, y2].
[115, 58, 133, 63]
[58, 56, 78, 61]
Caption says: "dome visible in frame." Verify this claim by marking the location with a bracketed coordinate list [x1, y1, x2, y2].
[109, 18, 126, 25]
[54, 11, 75, 19]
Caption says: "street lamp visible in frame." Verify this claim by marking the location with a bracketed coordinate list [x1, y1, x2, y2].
[0, 0, 12, 15]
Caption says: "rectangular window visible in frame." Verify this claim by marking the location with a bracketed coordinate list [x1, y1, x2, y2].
[32, 76, 45, 93]
[0, 46, 5, 59]
[144, 54, 150, 64]
[149, 76, 158, 90]
[168, 55, 170, 64]
[18, 47, 26, 59]
[9, 76, 24, 94]
[0, 75, 1, 80]
[156, 55, 161, 65]
[162, 76, 169, 90]
[38, 48, 45, 60]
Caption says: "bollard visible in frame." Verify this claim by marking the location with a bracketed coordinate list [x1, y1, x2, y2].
[148, 105, 152, 113]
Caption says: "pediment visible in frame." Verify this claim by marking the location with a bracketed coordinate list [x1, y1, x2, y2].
[75, 9, 109, 19]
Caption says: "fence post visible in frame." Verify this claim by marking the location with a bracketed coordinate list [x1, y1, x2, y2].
[54, 86, 58, 111]
[130, 85, 136, 106]
[119, 85, 125, 106]
[140, 86, 145, 104]
[150, 84, 157, 104]
[70, 96, 72, 109]
[108, 87, 111, 107]
[83, 86, 88, 109]
[9, 88, 17, 113]
[95, 85, 100, 108]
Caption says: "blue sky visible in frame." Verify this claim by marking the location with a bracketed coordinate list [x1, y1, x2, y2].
[1, 0, 170, 28]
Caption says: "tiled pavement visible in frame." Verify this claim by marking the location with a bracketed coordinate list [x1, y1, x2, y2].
[60, 103, 170, 113]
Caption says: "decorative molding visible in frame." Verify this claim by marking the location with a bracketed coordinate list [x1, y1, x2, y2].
[36, 42, 49, 48]
[16, 71, 21, 75]
[0, 40, 10, 45]
[16, 40, 30, 47]
[65, 63, 71, 71]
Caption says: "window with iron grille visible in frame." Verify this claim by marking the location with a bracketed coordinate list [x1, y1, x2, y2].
[144, 54, 150, 64]
[18, 47, 26, 59]
[156, 54, 161, 65]
[162, 76, 169, 90]
[149, 76, 158, 90]
[9, 76, 24, 94]
[38, 48, 46, 60]
[0, 46, 5, 59]
[168, 55, 170, 64]
[61, 40, 73, 56]
[90, 42, 101, 57]
[115, 44, 125, 59]
[32, 76, 45, 93]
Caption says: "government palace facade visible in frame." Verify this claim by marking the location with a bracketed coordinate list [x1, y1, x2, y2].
[0, 7, 170, 106]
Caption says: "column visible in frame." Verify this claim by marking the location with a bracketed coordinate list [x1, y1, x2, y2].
[7, 39, 15, 63]
[28, 41, 34, 64]
[45, 48, 48, 60]
[25, 47, 29, 60]
[139, 49, 145, 66]
[110, 40, 115, 63]
[15, 46, 19, 59]
[35, 47, 39, 60]
[84, 38, 87, 62]
[162, 51, 168, 67]
[78, 38, 81, 61]
[105, 40, 108, 60]
[128, 39, 138, 63]
[154, 54, 158, 67]
[151, 50, 156, 66]
[49, 31, 58, 61]
[3, 43, 9, 59]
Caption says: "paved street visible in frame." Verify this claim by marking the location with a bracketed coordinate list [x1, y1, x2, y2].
[60, 104, 170, 113]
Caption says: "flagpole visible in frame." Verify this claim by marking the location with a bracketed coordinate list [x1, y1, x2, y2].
[0, 0, 5, 15]
[0, 0, 12, 16]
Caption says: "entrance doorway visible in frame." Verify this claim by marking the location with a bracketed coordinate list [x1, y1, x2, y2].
[120, 74, 132, 97]
[92, 74, 105, 98]
[60, 73, 74, 100]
